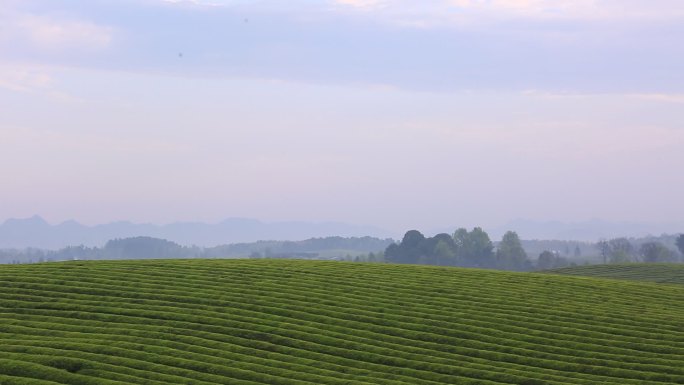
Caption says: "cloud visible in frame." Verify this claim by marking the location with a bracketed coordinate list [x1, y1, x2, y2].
[630, 93, 684, 104]
[0, 66, 52, 93]
[448, 0, 597, 15]
[0, 9, 113, 53]
[160, 0, 225, 8]
[333, 0, 387, 9]
[523, 90, 684, 105]
[0, 64, 87, 104]
[452, 0, 684, 23]
[20, 15, 112, 50]
[334, 0, 684, 24]
[2, 1, 683, 94]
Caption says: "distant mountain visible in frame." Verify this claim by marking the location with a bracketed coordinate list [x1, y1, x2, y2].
[489, 219, 684, 242]
[0, 216, 392, 249]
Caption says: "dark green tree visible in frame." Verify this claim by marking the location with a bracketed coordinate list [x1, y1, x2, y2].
[496, 231, 529, 271]
[453, 227, 494, 268]
[430, 233, 457, 266]
[433, 240, 455, 262]
[452, 228, 469, 251]
[402, 230, 426, 250]
[384, 243, 403, 264]
[385, 230, 427, 264]
[537, 250, 569, 270]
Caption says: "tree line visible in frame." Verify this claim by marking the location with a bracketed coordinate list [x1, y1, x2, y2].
[0, 236, 393, 264]
[384, 228, 557, 271]
[596, 235, 684, 264]
[2, 231, 682, 270]
[382, 230, 684, 271]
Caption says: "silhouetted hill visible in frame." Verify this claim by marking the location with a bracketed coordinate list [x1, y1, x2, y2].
[0, 216, 391, 249]
[0, 235, 394, 264]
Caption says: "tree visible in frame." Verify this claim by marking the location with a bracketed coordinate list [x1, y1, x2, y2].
[385, 230, 427, 264]
[538, 250, 555, 270]
[639, 242, 676, 263]
[574, 245, 582, 258]
[433, 240, 455, 260]
[432, 233, 457, 266]
[596, 240, 610, 264]
[607, 238, 635, 263]
[385, 230, 462, 266]
[676, 234, 684, 260]
[537, 250, 569, 271]
[401, 230, 426, 250]
[453, 227, 494, 268]
[384, 243, 403, 264]
[452, 228, 469, 251]
[496, 231, 528, 271]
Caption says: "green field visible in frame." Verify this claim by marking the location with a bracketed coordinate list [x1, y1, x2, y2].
[1, 259, 683, 384]
[549, 263, 684, 285]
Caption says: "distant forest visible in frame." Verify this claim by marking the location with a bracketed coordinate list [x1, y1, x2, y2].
[0, 236, 393, 265]
[1, 231, 682, 272]
[379, 229, 684, 271]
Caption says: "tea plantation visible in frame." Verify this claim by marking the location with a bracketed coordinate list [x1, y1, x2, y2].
[1, 259, 683, 384]
[549, 263, 684, 285]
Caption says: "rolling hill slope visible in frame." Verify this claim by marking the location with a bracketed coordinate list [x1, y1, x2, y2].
[548, 264, 684, 285]
[0, 259, 683, 384]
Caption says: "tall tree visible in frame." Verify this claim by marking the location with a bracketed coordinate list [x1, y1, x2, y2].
[385, 230, 427, 264]
[433, 240, 456, 266]
[401, 230, 426, 250]
[496, 231, 529, 271]
[431, 233, 457, 266]
[384, 243, 402, 263]
[453, 227, 494, 268]
[537, 250, 569, 270]
[676, 234, 684, 260]
[596, 240, 610, 264]
[639, 242, 676, 263]
[608, 238, 635, 263]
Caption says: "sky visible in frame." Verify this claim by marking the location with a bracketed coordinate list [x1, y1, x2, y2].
[1, 0, 683, 234]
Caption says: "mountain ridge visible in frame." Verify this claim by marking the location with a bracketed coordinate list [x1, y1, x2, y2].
[0, 216, 391, 249]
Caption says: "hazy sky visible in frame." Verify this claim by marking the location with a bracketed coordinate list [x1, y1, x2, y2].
[1, 0, 683, 233]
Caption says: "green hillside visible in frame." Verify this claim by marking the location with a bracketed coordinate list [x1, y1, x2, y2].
[1, 260, 683, 384]
[548, 264, 684, 285]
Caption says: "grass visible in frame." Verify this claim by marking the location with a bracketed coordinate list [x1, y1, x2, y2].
[0, 259, 683, 384]
[548, 263, 684, 285]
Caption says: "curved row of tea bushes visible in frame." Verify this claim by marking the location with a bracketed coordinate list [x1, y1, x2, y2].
[0, 259, 683, 384]
[549, 264, 684, 285]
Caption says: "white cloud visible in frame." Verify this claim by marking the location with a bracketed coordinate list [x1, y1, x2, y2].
[523, 90, 684, 105]
[470, 0, 684, 22]
[0, 64, 87, 104]
[629, 93, 684, 105]
[333, 0, 388, 9]
[448, 0, 598, 15]
[0, 10, 113, 53]
[333, 0, 684, 26]
[20, 15, 112, 50]
[0, 66, 52, 93]
[160, 0, 225, 8]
